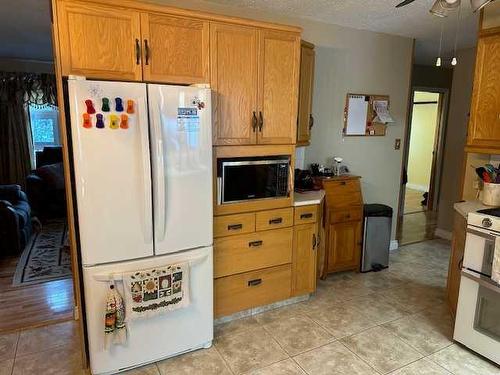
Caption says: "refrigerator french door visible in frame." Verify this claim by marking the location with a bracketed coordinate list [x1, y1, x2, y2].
[68, 79, 213, 374]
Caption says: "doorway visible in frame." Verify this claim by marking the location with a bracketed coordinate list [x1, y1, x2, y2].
[398, 89, 448, 245]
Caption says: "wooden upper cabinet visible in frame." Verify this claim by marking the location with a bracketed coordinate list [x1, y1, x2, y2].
[57, 1, 142, 81]
[257, 30, 300, 145]
[211, 23, 259, 145]
[296, 41, 315, 145]
[467, 33, 500, 149]
[141, 13, 209, 84]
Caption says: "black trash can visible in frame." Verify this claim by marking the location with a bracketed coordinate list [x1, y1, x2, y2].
[361, 204, 393, 272]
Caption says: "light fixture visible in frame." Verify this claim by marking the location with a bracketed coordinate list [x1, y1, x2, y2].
[470, 0, 495, 12]
[430, 0, 461, 17]
[436, 57, 442, 66]
[436, 22, 444, 66]
[452, 57, 458, 65]
[451, 0, 462, 66]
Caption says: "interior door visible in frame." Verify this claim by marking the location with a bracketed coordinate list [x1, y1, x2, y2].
[141, 13, 209, 84]
[257, 30, 300, 144]
[68, 80, 153, 265]
[292, 223, 317, 296]
[210, 23, 259, 145]
[148, 84, 213, 255]
[57, 1, 142, 81]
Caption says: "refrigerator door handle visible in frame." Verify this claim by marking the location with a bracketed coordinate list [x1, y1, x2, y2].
[139, 103, 153, 245]
[153, 105, 167, 244]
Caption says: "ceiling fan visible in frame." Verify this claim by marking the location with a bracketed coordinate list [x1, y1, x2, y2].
[396, 0, 495, 15]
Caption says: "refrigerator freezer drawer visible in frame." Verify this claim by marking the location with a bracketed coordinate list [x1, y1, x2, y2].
[83, 246, 213, 374]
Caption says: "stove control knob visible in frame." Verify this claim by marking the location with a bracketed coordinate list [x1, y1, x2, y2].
[482, 218, 493, 228]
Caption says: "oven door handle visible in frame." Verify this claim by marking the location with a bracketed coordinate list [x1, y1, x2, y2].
[466, 228, 497, 241]
[462, 269, 500, 294]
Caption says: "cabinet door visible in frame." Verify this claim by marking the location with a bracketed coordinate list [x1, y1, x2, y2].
[292, 223, 317, 296]
[57, 1, 142, 81]
[327, 221, 361, 273]
[141, 13, 209, 84]
[257, 30, 300, 145]
[297, 42, 315, 145]
[467, 34, 500, 148]
[210, 23, 258, 145]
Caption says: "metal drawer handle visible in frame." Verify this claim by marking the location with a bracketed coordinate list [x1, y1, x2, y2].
[269, 218, 283, 225]
[144, 39, 150, 65]
[135, 39, 141, 65]
[300, 213, 313, 219]
[252, 112, 257, 132]
[312, 233, 317, 249]
[248, 278, 262, 287]
[227, 224, 243, 231]
[249, 240, 263, 247]
[258, 111, 264, 131]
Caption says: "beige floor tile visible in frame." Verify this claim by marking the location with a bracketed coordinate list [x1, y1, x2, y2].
[0, 332, 18, 361]
[0, 359, 14, 375]
[344, 294, 408, 325]
[157, 347, 231, 375]
[262, 315, 333, 356]
[254, 303, 306, 325]
[244, 359, 305, 375]
[390, 358, 451, 374]
[341, 326, 422, 374]
[16, 320, 79, 357]
[122, 364, 160, 374]
[215, 326, 287, 374]
[12, 346, 83, 375]
[383, 310, 453, 355]
[293, 341, 377, 375]
[215, 316, 261, 338]
[306, 304, 376, 339]
[429, 344, 500, 375]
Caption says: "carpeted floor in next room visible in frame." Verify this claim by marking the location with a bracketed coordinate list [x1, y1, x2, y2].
[2, 239, 498, 374]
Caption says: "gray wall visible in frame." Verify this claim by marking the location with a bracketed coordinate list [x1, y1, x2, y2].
[412, 65, 453, 89]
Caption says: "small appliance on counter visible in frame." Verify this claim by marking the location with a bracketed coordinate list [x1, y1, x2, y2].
[295, 169, 314, 191]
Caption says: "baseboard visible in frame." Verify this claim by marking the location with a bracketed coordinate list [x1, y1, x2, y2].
[389, 240, 399, 251]
[406, 183, 428, 192]
[434, 228, 452, 240]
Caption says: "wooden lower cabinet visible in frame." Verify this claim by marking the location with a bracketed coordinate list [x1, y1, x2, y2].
[326, 220, 362, 273]
[214, 265, 291, 317]
[446, 212, 467, 317]
[292, 223, 317, 296]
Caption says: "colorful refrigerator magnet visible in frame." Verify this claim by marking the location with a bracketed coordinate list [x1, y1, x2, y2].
[120, 114, 129, 129]
[115, 98, 124, 112]
[96, 114, 105, 129]
[126, 100, 135, 114]
[85, 99, 96, 114]
[102, 97, 110, 112]
[82, 113, 92, 128]
[109, 114, 119, 129]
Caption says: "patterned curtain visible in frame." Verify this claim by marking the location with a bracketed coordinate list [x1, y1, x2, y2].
[0, 72, 57, 187]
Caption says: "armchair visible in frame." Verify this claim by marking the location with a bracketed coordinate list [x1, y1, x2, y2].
[0, 185, 32, 255]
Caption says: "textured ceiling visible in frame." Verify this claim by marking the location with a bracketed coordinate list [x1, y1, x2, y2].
[204, 0, 479, 65]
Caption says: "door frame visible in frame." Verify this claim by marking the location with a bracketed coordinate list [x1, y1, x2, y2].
[397, 87, 450, 223]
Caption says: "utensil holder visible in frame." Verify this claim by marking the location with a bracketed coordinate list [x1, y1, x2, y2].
[482, 182, 500, 206]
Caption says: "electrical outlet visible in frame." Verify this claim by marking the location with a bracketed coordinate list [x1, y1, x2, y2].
[394, 138, 401, 150]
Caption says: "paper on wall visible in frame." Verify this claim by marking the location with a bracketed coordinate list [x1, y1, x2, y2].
[345, 95, 368, 135]
[373, 100, 394, 123]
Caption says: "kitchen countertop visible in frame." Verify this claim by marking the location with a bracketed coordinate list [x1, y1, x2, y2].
[454, 200, 492, 218]
[294, 190, 326, 207]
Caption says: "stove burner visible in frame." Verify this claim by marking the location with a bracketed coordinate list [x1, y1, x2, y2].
[477, 207, 500, 217]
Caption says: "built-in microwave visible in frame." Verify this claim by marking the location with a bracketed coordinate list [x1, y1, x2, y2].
[217, 156, 291, 204]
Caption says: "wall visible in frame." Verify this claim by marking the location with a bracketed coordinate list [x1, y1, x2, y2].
[407, 92, 440, 191]
[412, 65, 453, 89]
[437, 48, 477, 232]
[153, 0, 415, 241]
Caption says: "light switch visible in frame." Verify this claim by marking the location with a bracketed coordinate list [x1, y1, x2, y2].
[394, 138, 401, 150]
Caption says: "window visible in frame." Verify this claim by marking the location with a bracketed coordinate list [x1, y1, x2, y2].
[29, 104, 60, 152]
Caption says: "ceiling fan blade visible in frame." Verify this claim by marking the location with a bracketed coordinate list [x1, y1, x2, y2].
[396, 0, 417, 7]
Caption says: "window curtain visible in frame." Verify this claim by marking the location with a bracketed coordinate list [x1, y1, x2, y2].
[0, 72, 57, 188]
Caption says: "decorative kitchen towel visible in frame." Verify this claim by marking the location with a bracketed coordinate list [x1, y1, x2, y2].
[104, 283, 127, 350]
[492, 237, 500, 285]
[123, 263, 190, 320]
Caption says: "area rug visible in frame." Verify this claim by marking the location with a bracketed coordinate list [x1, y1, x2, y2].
[12, 219, 71, 286]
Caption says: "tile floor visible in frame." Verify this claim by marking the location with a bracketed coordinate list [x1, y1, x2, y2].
[2, 239, 499, 374]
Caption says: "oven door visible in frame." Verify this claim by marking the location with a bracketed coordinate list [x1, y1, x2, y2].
[454, 270, 500, 365]
[464, 226, 496, 277]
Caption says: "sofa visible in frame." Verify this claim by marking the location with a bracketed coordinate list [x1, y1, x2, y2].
[0, 185, 33, 255]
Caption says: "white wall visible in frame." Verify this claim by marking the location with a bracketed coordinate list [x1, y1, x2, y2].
[153, 0, 415, 240]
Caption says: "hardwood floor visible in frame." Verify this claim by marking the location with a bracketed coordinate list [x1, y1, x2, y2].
[404, 188, 426, 214]
[397, 211, 438, 246]
[0, 255, 74, 333]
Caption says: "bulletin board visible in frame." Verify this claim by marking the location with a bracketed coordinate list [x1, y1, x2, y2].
[343, 94, 392, 136]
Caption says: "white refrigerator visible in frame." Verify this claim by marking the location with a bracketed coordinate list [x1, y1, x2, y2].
[67, 79, 213, 374]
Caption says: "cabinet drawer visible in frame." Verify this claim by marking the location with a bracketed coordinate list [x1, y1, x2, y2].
[324, 179, 362, 208]
[214, 228, 292, 278]
[215, 264, 292, 317]
[255, 208, 293, 231]
[329, 207, 362, 223]
[214, 213, 255, 238]
[294, 205, 318, 224]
